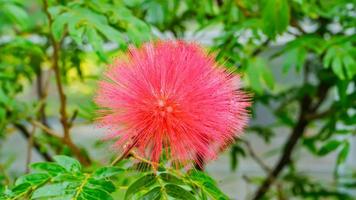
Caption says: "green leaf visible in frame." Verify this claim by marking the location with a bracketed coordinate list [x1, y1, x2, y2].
[53, 155, 82, 173]
[331, 56, 345, 80]
[1, 3, 29, 28]
[31, 182, 75, 199]
[96, 24, 126, 49]
[92, 167, 123, 179]
[318, 140, 342, 156]
[342, 54, 356, 78]
[30, 162, 66, 176]
[189, 171, 228, 200]
[87, 179, 116, 193]
[337, 141, 350, 165]
[246, 57, 274, 94]
[86, 28, 106, 61]
[262, 0, 290, 38]
[260, 62, 275, 89]
[15, 173, 50, 186]
[125, 173, 156, 200]
[159, 173, 184, 185]
[10, 182, 32, 197]
[68, 21, 85, 46]
[165, 184, 196, 200]
[81, 187, 113, 200]
[51, 13, 71, 41]
[140, 187, 162, 200]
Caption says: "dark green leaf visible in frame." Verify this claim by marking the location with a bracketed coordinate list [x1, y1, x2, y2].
[87, 178, 116, 193]
[125, 173, 156, 200]
[337, 141, 350, 165]
[10, 182, 31, 197]
[159, 173, 184, 185]
[318, 140, 342, 156]
[189, 171, 228, 200]
[139, 187, 162, 200]
[165, 184, 196, 200]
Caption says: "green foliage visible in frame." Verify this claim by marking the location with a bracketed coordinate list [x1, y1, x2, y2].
[0, 156, 228, 200]
[123, 166, 228, 200]
[0, 156, 122, 200]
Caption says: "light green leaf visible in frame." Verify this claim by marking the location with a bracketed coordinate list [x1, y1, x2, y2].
[81, 187, 113, 200]
[51, 13, 71, 41]
[68, 21, 85, 46]
[96, 24, 126, 48]
[1, 3, 29, 28]
[15, 173, 50, 186]
[30, 162, 66, 176]
[86, 28, 106, 61]
[331, 56, 345, 80]
[262, 0, 290, 38]
[31, 183, 75, 199]
[53, 155, 82, 173]
[92, 167, 123, 179]
[342, 54, 356, 78]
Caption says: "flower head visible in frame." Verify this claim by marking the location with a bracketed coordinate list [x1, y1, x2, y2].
[95, 40, 250, 166]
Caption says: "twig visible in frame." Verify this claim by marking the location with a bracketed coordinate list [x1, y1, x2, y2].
[26, 125, 36, 173]
[131, 152, 158, 166]
[110, 139, 138, 166]
[14, 123, 53, 161]
[241, 139, 271, 173]
[31, 120, 62, 139]
[68, 110, 78, 128]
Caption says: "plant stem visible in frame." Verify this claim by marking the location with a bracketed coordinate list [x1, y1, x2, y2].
[25, 125, 36, 173]
[110, 141, 137, 166]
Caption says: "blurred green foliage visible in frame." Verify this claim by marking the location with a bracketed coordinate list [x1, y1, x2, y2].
[0, 0, 355, 199]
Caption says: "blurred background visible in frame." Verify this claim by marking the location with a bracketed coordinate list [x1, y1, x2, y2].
[0, 0, 355, 199]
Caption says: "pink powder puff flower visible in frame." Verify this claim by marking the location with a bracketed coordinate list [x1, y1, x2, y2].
[95, 40, 250, 167]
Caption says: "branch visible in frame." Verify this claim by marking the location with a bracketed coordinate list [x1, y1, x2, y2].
[305, 108, 335, 120]
[42, 0, 90, 165]
[252, 82, 330, 200]
[14, 123, 53, 161]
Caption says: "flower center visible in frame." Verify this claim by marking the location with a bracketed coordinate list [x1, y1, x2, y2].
[156, 99, 174, 117]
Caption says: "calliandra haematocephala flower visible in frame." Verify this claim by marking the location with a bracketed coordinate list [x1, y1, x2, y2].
[95, 40, 250, 167]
